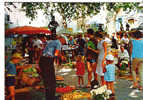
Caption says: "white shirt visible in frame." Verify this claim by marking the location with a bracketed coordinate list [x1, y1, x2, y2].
[105, 37, 112, 44]
[33, 39, 43, 49]
[118, 49, 129, 60]
[121, 37, 129, 44]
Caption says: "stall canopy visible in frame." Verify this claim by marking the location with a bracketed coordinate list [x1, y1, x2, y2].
[5, 26, 51, 35]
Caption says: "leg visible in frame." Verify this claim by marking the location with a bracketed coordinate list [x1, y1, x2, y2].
[81, 76, 84, 85]
[6, 86, 15, 100]
[101, 76, 106, 86]
[39, 57, 56, 100]
[92, 62, 98, 81]
[78, 76, 81, 86]
[132, 58, 138, 88]
[110, 82, 115, 94]
[87, 61, 92, 86]
[45, 86, 56, 100]
[138, 61, 143, 89]
[106, 82, 110, 90]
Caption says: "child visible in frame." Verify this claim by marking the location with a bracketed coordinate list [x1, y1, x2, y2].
[5, 53, 23, 100]
[76, 55, 85, 87]
[104, 54, 115, 96]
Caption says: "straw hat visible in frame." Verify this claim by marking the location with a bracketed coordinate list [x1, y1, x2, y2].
[12, 53, 23, 59]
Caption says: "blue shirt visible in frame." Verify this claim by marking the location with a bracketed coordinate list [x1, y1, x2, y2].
[43, 40, 61, 57]
[5, 61, 16, 75]
[104, 64, 115, 82]
[68, 40, 74, 45]
[132, 39, 143, 58]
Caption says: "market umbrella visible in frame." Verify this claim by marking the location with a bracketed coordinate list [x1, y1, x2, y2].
[5, 26, 51, 35]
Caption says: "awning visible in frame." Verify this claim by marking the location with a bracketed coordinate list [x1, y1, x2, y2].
[5, 26, 51, 35]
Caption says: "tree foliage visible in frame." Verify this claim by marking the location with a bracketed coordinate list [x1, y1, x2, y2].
[5, 2, 140, 21]
[106, 2, 140, 13]
[21, 2, 104, 21]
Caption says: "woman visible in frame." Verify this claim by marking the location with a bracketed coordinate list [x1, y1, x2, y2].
[96, 32, 107, 86]
[86, 29, 98, 87]
[130, 30, 143, 90]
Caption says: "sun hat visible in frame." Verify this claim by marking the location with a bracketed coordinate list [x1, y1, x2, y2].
[106, 54, 114, 61]
[12, 53, 23, 59]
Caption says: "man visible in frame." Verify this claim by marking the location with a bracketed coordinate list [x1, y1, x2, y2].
[130, 30, 143, 90]
[117, 45, 129, 72]
[39, 33, 61, 100]
[121, 34, 129, 51]
[76, 34, 86, 57]
[48, 15, 59, 34]
[86, 29, 98, 87]
[118, 45, 129, 62]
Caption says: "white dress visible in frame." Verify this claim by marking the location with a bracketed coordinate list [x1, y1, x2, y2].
[96, 40, 105, 76]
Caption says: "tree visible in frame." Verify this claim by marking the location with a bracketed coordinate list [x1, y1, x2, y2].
[20, 2, 103, 32]
[5, 2, 141, 33]
[11, 2, 103, 21]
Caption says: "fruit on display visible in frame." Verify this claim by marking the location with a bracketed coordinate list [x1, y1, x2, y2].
[61, 90, 91, 100]
[56, 86, 75, 93]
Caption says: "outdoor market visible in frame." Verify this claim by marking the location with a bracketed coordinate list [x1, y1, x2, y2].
[4, 2, 143, 100]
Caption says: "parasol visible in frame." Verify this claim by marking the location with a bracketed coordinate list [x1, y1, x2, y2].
[5, 26, 51, 35]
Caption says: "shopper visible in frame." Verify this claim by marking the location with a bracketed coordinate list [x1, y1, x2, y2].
[76, 34, 86, 57]
[75, 55, 85, 87]
[130, 30, 143, 90]
[86, 29, 98, 87]
[96, 32, 107, 86]
[104, 54, 116, 96]
[39, 33, 61, 100]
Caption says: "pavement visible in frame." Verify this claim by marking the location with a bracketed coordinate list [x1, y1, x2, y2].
[56, 67, 143, 100]
[15, 66, 143, 100]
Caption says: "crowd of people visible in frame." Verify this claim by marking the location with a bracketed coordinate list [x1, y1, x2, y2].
[5, 21, 143, 100]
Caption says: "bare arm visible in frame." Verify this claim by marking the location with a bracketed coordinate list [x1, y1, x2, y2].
[55, 50, 60, 57]
[16, 65, 32, 69]
[15, 87, 31, 93]
[87, 47, 99, 53]
[102, 41, 107, 68]
[103, 41, 107, 60]
[129, 40, 133, 57]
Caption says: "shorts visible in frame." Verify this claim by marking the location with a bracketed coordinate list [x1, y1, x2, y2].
[87, 59, 96, 63]
[78, 48, 85, 56]
[5, 76, 16, 86]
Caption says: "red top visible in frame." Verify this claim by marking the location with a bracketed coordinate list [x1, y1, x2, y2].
[76, 62, 85, 76]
